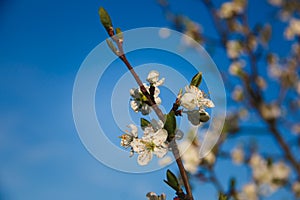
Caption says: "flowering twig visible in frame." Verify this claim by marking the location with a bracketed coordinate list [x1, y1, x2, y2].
[99, 7, 194, 200]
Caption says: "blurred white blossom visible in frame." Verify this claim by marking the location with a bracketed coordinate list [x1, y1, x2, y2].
[284, 18, 300, 40]
[229, 60, 245, 75]
[238, 182, 258, 200]
[231, 147, 244, 165]
[200, 151, 216, 166]
[226, 40, 243, 59]
[218, 1, 245, 19]
[232, 85, 244, 101]
[268, 0, 282, 6]
[146, 192, 166, 200]
[179, 140, 200, 174]
[292, 181, 300, 198]
[260, 103, 281, 120]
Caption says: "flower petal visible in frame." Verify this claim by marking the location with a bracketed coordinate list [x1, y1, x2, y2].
[127, 124, 138, 137]
[137, 150, 153, 165]
[152, 129, 168, 145]
[153, 145, 168, 158]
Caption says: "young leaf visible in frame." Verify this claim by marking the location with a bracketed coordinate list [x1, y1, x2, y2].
[99, 7, 113, 31]
[164, 111, 176, 141]
[115, 27, 124, 41]
[190, 72, 202, 88]
[106, 39, 118, 55]
[163, 169, 180, 192]
[218, 193, 228, 200]
[141, 118, 151, 130]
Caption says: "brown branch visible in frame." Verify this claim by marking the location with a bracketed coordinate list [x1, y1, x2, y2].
[105, 24, 194, 200]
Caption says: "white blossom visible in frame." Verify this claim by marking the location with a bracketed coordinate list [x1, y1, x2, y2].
[130, 85, 161, 115]
[231, 147, 244, 165]
[292, 181, 300, 198]
[146, 192, 166, 200]
[231, 85, 244, 101]
[146, 70, 165, 86]
[229, 60, 245, 75]
[226, 40, 243, 59]
[179, 141, 200, 174]
[131, 129, 168, 165]
[238, 183, 258, 200]
[268, 0, 282, 6]
[120, 124, 138, 148]
[180, 85, 214, 111]
[200, 151, 216, 166]
[284, 18, 300, 40]
[260, 103, 281, 120]
[271, 161, 290, 181]
[218, 1, 245, 19]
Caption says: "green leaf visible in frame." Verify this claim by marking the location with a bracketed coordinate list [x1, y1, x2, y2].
[164, 169, 180, 192]
[140, 118, 151, 130]
[99, 7, 113, 31]
[115, 27, 123, 41]
[190, 72, 202, 88]
[164, 111, 176, 141]
[105, 39, 118, 55]
[218, 193, 228, 200]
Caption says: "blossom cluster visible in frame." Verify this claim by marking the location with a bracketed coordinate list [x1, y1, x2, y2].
[130, 70, 164, 115]
[120, 120, 168, 166]
[180, 85, 215, 126]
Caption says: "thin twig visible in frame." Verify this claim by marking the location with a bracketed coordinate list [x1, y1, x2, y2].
[105, 25, 194, 200]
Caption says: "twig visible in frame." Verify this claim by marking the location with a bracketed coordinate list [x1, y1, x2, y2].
[103, 18, 194, 200]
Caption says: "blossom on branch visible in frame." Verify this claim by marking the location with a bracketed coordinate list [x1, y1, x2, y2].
[131, 128, 168, 165]
[130, 71, 164, 115]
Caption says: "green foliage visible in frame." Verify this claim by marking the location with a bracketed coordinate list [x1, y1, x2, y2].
[140, 118, 151, 130]
[105, 39, 118, 55]
[218, 193, 228, 200]
[115, 27, 123, 41]
[164, 169, 180, 192]
[164, 111, 176, 141]
[190, 72, 202, 88]
[99, 7, 113, 31]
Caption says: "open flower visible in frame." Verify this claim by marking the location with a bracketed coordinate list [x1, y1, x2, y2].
[130, 129, 168, 165]
[231, 147, 244, 165]
[146, 192, 166, 200]
[180, 85, 214, 111]
[147, 70, 165, 86]
[119, 124, 138, 148]
[130, 85, 161, 115]
[130, 70, 164, 115]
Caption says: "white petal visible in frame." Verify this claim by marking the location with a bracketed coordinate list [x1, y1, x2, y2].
[127, 124, 138, 137]
[137, 150, 153, 165]
[147, 70, 160, 84]
[130, 139, 145, 153]
[153, 145, 168, 158]
[155, 97, 162, 105]
[181, 93, 197, 110]
[130, 100, 139, 112]
[153, 129, 168, 145]
[199, 98, 215, 108]
[155, 77, 165, 86]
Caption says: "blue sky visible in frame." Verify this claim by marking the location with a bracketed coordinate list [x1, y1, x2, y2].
[0, 0, 296, 199]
